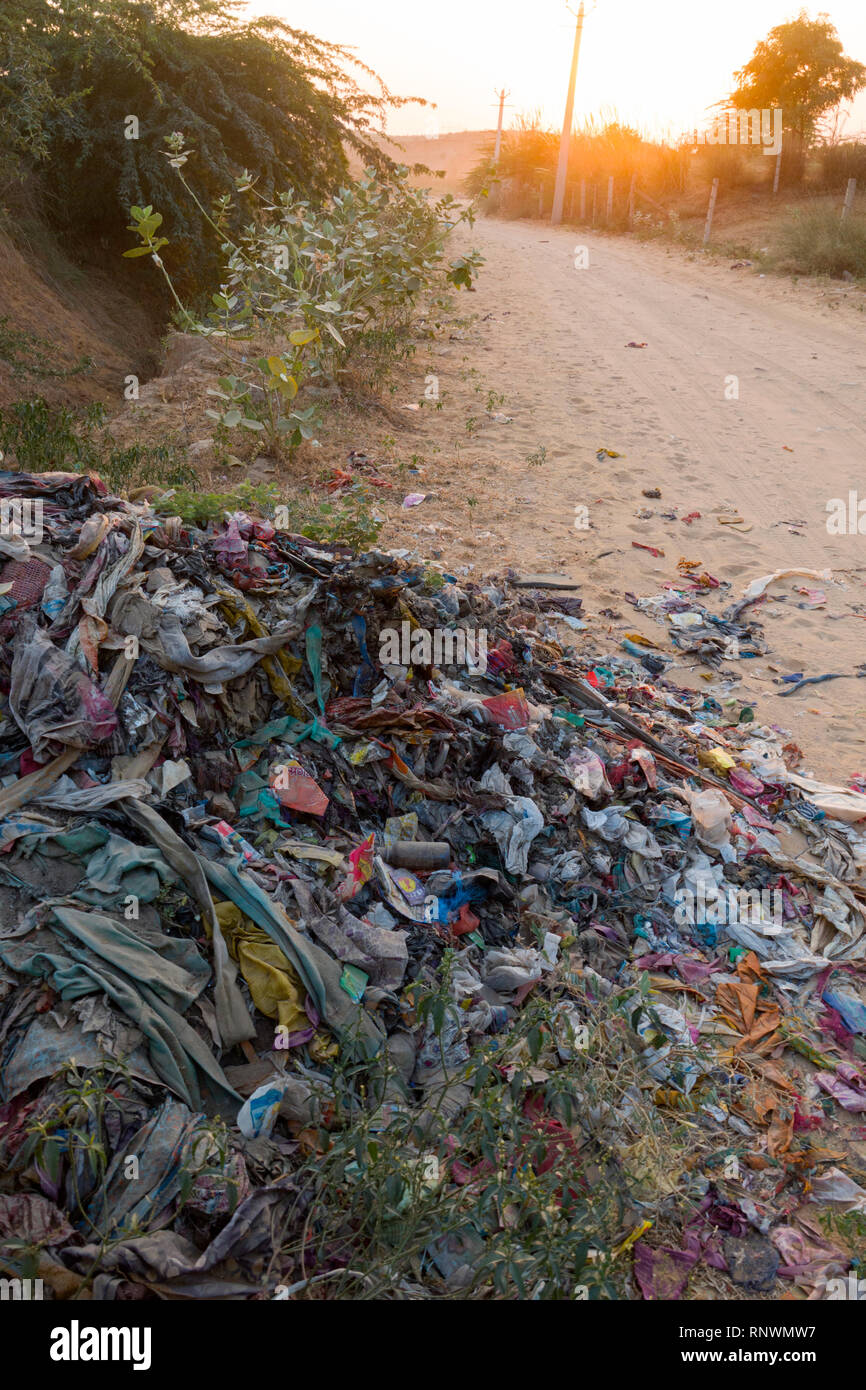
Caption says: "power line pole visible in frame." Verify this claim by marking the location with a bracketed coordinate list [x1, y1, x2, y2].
[551, 1, 586, 226]
[493, 88, 510, 166]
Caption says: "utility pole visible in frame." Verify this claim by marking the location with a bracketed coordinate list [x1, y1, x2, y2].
[551, 1, 586, 225]
[493, 88, 510, 166]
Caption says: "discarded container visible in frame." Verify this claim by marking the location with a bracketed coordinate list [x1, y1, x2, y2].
[383, 840, 451, 870]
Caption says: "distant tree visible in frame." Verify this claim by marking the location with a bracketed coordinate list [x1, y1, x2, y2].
[729, 11, 866, 183]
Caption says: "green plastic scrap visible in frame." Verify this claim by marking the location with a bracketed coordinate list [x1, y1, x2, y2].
[554, 708, 585, 729]
[340, 963, 369, 1002]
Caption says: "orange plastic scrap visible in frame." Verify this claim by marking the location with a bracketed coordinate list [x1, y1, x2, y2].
[738, 1011, 782, 1055]
[754, 1059, 798, 1095]
[745, 1079, 781, 1126]
[716, 978, 758, 1034]
[766, 1110, 794, 1159]
[736, 951, 767, 986]
[715, 960, 781, 1052]
[326, 468, 354, 493]
[735, 1080, 793, 1159]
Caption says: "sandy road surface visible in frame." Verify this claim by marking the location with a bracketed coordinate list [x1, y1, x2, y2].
[388, 216, 866, 781]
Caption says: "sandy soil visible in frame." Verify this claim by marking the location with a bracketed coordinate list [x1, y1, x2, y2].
[371, 217, 866, 784]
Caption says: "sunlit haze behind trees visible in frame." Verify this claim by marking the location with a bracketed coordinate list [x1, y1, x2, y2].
[244, 0, 866, 140]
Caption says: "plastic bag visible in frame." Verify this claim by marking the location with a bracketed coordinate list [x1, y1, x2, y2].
[10, 621, 118, 758]
[237, 1075, 290, 1139]
[679, 787, 733, 853]
[270, 758, 329, 816]
[482, 689, 531, 730]
[566, 747, 612, 799]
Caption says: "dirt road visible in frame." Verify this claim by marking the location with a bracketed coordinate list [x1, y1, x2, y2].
[386, 215, 866, 781]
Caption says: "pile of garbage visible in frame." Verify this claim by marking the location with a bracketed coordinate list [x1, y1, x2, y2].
[2, 466, 866, 1301]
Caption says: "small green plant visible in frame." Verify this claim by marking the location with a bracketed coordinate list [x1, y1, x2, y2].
[526, 445, 548, 468]
[157, 480, 280, 527]
[0, 317, 92, 380]
[279, 488, 384, 549]
[422, 564, 445, 590]
[820, 1208, 866, 1263]
[0, 397, 104, 472]
[11, 1064, 120, 1238]
[100, 441, 197, 493]
[0, 396, 194, 491]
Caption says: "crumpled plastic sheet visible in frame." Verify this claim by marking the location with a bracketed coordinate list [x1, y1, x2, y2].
[9, 620, 117, 759]
[202, 857, 383, 1060]
[86, 1096, 248, 1240]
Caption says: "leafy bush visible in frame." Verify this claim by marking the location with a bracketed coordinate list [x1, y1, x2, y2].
[774, 205, 866, 277]
[0, 398, 104, 472]
[157, 481, 280, 528]
[126, 149, 482, 453]
[278, 490, 384, 550]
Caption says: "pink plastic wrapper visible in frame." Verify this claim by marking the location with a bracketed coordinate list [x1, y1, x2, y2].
[729, 767, 765, 797]
[212, 518, 248, 568]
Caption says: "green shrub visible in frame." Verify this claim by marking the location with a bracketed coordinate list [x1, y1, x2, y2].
[816, 141, 866, 189]
[126, 157, 482, 454]
[0, 395, 195, 490]
[774, 204, 866, 277]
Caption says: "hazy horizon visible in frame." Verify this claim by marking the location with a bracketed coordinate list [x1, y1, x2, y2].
[242, 1, 866, 142]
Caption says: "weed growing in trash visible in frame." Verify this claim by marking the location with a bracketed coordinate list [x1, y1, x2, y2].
[153, 479, 384, 547]
[292, 495, 383, 550]
[819, 1209, 866, 1266]
[7, 1062, 239, 1260]
[258, 958, 730, 1301]
[155, 481, 282, 528]
[12, 1064, 124, 1240]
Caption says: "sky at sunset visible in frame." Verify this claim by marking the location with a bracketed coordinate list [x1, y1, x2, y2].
[242, 1, 866, 141]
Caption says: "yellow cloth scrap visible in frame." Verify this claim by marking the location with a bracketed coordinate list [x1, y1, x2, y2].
[213, 900, 336, 1058]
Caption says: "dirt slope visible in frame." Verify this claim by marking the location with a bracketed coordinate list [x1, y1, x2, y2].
[0, 224, 161, 409]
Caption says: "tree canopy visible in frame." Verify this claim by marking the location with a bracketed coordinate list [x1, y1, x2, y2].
[730, 11, 866, 148]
